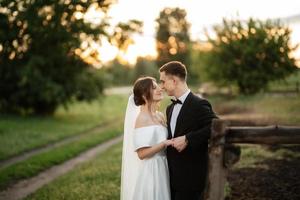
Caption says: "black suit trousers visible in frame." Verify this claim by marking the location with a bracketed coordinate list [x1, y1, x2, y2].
[171, 188, 204, 200]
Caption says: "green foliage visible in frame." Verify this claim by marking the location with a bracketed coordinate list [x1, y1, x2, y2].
[268, 68, 300, 92]
[103, 57, 158, 86]
[0, 0, 141, 115]
[110, 20, 143, 60]
[133, 57, 159, 80]
[103, 59, 134, 86]
[155, 7, 193, 78]
[203, 18, 298, 94]
[190, 42, 212, 83]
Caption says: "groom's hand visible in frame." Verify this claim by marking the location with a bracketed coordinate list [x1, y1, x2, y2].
[173, 136, 188, 152]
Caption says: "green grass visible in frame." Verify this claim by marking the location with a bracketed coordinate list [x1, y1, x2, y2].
[24, 143, 300, 200]
[21, 90, 300, 199]
[209, 93, 300, 125]
[268, 69, 300, 91]
[235, 144, 300, 169]
[25, 143, 122, 200]
[0, 122, 123, 190]
[251, 95, 300, 124]
[0, 94, 127, 160]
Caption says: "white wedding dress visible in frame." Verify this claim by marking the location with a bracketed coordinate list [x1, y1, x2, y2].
[120, 95, 171, 200]
[132, 125, 171, 200]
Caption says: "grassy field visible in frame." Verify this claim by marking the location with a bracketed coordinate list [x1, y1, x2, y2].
[0, 122, 123, 190]
[0, 94, 127, 160]
[25, 143, 122, 200]
[23, 92, 300, 199]
[235, 144, 300, 169]
[209, 93, 300, 125]
[1, 86, 299, 199]
[25, 142, 300, 200]
[267, 69, 300, 92]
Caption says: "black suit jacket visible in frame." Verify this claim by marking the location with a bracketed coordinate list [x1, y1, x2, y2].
[166, 92, 217, 191]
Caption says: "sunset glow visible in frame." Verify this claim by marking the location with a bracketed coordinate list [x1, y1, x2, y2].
[84, 0, 300, 65]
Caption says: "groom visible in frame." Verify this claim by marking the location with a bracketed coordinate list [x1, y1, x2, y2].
[159, 61, 217, 200]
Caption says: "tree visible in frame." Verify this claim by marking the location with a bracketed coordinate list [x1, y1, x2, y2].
[110, 20, 143, 64]
[103, 59, 133, 86]
[0, 0, 141, 114]
[155, 7, 193, 79]
[133, 57, 158, 80]
[203, 18, 298, 94]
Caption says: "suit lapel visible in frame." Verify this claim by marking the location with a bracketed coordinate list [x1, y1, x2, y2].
[166, 104, 174, 139]
[174, 92, 193, 137]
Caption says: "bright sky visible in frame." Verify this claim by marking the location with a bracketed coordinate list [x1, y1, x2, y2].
[96, 0, 300, 64]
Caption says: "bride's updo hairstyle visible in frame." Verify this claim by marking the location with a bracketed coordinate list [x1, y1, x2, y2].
[133, 76, 156, 106]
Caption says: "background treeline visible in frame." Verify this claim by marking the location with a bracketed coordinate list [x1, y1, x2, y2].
[0, 1, 299, 115]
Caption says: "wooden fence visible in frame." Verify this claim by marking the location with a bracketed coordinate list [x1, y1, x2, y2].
[205, 119, 300, 200]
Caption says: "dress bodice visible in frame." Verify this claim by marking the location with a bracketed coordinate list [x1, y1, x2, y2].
[133, 125, 168, 152]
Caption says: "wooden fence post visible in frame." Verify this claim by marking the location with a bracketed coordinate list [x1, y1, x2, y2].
[204, 120, 300, 199]
[205, 119, 228, 200]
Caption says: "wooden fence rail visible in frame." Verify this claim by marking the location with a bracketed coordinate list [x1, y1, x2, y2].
[205, 119, 300, 200]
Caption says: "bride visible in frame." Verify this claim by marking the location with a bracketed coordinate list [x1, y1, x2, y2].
[120, 76, 173, 200]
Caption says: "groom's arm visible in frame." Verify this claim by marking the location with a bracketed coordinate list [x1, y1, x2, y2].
[185, 122, 212, 148]
[185, 101, 218, 149]
[173, 100, 217, 152]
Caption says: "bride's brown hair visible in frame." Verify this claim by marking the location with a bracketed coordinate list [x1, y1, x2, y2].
[133, 76, 156, 106]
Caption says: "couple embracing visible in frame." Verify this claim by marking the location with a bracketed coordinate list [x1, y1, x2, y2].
[121, 61, 218, 200]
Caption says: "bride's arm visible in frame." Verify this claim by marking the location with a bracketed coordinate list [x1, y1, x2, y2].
[136, 140, 172, 160]
[135, 113, 172, 160]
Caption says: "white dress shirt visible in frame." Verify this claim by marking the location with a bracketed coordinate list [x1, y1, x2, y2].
[170, 89, 191, 137]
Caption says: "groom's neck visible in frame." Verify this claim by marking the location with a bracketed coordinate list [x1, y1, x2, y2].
[174, 83, 189, 99]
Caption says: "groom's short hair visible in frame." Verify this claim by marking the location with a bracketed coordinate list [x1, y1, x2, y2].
[159, 61, 187, 81]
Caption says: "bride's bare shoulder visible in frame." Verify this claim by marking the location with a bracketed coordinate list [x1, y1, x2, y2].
[135, 113, 152, 129]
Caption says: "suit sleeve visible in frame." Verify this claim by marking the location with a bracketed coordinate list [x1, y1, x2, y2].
[185, 100, 218, 148]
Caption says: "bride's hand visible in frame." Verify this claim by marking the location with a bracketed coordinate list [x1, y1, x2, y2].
[163, 139, 173, 147]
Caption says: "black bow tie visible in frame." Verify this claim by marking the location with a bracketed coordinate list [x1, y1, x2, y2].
[171, 99, 182, 105]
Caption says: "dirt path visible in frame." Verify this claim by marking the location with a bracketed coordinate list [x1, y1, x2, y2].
[0, 135, 123, 200]
[0, 120, 117, 169]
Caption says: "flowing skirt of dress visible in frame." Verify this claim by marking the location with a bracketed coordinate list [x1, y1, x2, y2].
[132, 153, 171, 200]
